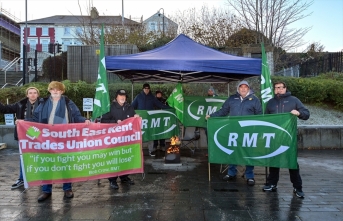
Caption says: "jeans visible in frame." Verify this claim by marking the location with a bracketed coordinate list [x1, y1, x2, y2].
[42, 183, 72, 193]
[19, 162, 23, 180]
[228, 165, 254, 179]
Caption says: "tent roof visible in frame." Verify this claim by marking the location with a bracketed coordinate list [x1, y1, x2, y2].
[105, 34, 261, 83]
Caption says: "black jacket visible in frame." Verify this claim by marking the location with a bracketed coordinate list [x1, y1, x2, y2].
[0, 97, 39, 140]
[266, 91, 310, 120]
[101, 101, 136, 123]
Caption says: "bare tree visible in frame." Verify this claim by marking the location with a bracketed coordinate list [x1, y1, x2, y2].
[171, 5, 243, 48]
[226, 0, 313, 51]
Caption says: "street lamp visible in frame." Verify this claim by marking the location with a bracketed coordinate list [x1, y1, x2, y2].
[157, 8, 164, 37]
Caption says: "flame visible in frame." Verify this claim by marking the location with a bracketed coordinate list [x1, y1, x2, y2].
[170, 136, 180, 146]
[167, 136, 180, 154]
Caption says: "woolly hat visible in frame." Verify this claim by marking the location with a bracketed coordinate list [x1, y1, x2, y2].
[237, 80, 249, 90]
[143, 83, 150, 89]
[156, 90, 163, 95]
[48, 81, 65, 93]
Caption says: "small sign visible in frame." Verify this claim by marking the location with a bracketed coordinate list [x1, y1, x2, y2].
[5, 114, 14, 125]
[96, 49, 100, 55]
[83, 98, 93, 111]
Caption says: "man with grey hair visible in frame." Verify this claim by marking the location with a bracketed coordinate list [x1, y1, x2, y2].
[206, 80, 262, 186]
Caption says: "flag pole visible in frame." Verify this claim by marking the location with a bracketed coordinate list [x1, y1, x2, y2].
[260, 42, 274, 185]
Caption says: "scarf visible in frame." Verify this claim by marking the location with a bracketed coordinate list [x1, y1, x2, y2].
[26, 100, 38, 119]
[44, 96, 67, 124]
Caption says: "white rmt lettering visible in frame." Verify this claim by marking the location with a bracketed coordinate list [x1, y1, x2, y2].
[228, 133, 238, 146]
[262, 133, 275, 148]
[242, 133, 258, 147]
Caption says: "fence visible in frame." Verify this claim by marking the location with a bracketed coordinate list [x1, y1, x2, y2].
[274, 65, 300, 77]
[67, 44, 139, 83]
[299, 52, 343, 77]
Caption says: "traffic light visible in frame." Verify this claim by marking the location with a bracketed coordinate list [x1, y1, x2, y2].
[57, 44, 62, 53]
[48, 43, 54, 53]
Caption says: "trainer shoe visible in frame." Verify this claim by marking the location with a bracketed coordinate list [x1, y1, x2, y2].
[222, 175, 237, 181]
[263, 184, 277, 192]
[293, 188, 305, 198]
[149, 150, 156, 157]
[247, 178, 255, 186]
[121, 177, 135, 185]
[11, 179, 24, 189]
[110, 181, 119, 189]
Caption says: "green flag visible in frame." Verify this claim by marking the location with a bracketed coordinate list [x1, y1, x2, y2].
[166, 82, 184, 123]
[92, 25, 110, 120]
[207, 113, 298, 169]
[260, 43, 274, 114]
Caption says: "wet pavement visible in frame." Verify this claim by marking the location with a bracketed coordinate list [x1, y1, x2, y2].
[0, 148, 343, 221]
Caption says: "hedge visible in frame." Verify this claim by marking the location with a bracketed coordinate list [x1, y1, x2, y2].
[1, 73, 343, 123]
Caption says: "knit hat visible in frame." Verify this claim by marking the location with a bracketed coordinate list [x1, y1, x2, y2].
[236, 80, 250, 93]
[48, 81, 65, 93]
[143, 83, 150, 89]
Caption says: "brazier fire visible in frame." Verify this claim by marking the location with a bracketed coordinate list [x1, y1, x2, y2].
[165, 136, 181, 164]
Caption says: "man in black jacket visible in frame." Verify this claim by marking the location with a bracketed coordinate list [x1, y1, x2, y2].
[0, 87, 40, 189]
[153, 90, 167, 151]
[101, 89, 139, 189]
[263, 81, 310, 198]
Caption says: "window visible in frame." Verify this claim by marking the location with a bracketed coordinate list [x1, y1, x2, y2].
[30, 27, 36, 36]
[41, 40, 49, 52]
[150, 22, 156, 31]
[64, 27, 70, 35]
[42, 27, 48, 36]
[75, 27, 83, 35]
[29, 40, 36, 50]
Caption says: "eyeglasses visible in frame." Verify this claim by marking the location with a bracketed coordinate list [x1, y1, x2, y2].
[274, 86, 285, 89]
[144, 87, 150, 89]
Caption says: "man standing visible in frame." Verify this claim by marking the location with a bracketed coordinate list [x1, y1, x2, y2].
[206, 80, 262, 186]
[0, 87, 40, 189]
[131, 83, 169, 156]
[28, 81, 90, 202]
[153, 90, 167, 151]
[263, 81, 310, 198]
[101, 89, 139, 189]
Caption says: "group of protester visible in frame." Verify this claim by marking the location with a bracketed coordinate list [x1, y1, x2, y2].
[0, 79, 309, 201]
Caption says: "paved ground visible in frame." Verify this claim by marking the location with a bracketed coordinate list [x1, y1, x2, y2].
[0, 148, 343, 221]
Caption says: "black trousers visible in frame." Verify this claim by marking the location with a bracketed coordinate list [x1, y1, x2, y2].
[153, 139, 165, 148]
[267, 163, 303, 190]
[108, 175, 128, 182]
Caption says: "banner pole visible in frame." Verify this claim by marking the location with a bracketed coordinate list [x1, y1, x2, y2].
[208, 162, 211, 181]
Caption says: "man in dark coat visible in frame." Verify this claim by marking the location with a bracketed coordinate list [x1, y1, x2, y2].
[131, 83, 168, 156]
[153, 90, 167, 151]
[206, 80, 262, 186]
[0, 87, 40, 189]
[101, 89, 139, 189]
[263, 81, 310, 198]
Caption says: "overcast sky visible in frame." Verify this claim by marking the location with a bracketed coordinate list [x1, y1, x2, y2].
[1, 0, 342, 52]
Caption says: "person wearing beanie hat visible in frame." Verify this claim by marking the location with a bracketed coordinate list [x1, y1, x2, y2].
[206, 80, 262, 186]
[27, 81, 90, 202]
[0, 87, 40, 190]
[101, 89, 139, 189]
[132, 83, 169, 156]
